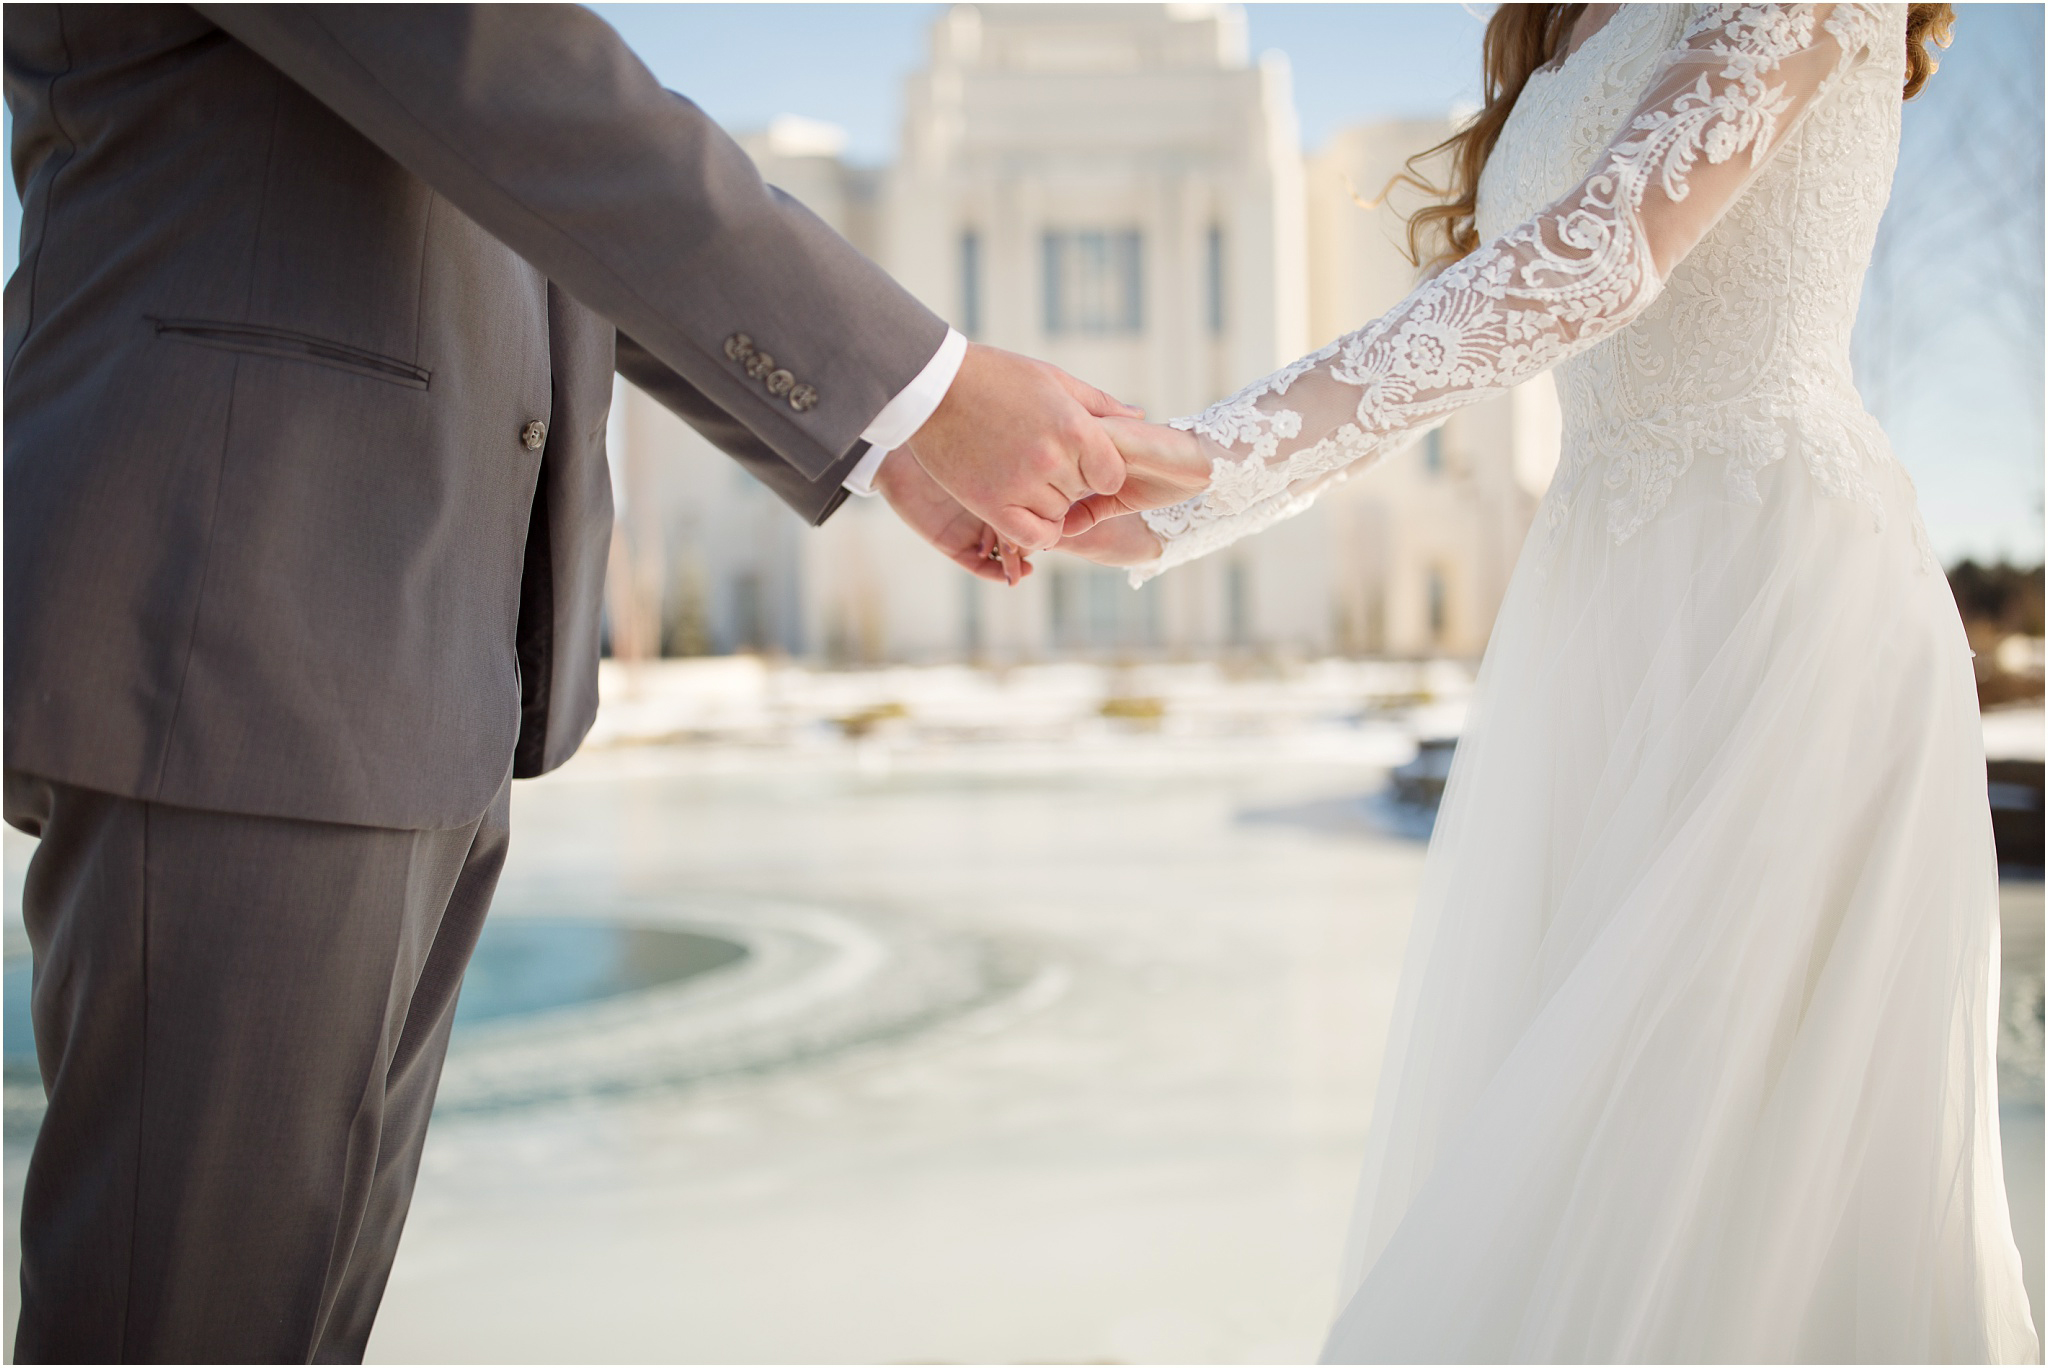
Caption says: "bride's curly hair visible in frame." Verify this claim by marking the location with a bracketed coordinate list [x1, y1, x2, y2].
[1394, 3, 1957, 271]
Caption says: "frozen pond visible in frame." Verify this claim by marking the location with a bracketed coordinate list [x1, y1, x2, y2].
[369, 736, 1424, 1363]
[1, 664, 2040, 1361]
[452, 921, 748, 1030]
[0, 728, 1427, 1362]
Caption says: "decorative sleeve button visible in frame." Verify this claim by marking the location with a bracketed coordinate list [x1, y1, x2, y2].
[723, 333, 822, 413]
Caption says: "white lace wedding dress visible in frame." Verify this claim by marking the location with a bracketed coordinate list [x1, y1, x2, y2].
[1134, 5, 2040, 1361]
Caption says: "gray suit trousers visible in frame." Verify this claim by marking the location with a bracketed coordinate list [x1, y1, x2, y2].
[5, 769, 512, 1364]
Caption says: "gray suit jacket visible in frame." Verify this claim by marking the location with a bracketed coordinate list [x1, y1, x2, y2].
[3, 5, 946, 829]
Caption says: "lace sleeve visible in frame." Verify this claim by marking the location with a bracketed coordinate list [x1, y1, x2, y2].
[1130, 3, 1885, 585]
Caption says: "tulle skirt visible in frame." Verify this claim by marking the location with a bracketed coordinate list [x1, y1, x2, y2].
[1323, 448, 2041, 1363]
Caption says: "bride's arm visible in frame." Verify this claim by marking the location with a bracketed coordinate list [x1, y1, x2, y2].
[1083, 4, 1888, 585]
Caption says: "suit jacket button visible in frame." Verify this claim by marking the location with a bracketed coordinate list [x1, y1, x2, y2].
[788, 384, 818, 412]
[723, 333, 754, 361]
[521, 419, 547, 450]
[745, 352, 775, 380]
[765, 369, 795, 396]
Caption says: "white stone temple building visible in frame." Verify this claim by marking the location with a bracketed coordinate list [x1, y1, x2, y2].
[607, 3, 1560, 664]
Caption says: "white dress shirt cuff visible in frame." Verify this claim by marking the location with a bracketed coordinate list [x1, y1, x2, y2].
[840, 442, 890, 498]
[843, 327, 969, 496]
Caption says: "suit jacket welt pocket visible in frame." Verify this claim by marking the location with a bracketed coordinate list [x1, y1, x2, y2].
[152, 318, 431, 390]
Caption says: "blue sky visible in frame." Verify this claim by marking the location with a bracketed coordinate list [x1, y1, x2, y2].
[4, 4, 2038, 562]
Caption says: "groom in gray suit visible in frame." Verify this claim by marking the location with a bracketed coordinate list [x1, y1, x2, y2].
[2, 5, 1129, 1361]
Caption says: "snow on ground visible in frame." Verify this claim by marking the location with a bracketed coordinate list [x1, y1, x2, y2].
[584, 656, 1476, 754]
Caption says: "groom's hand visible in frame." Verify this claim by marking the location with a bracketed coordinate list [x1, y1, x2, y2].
[874, 447, 1033, 585]
[903, 344, 1139, 552]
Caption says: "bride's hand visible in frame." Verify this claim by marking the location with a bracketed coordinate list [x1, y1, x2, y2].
[1060, 417, 1211, 537]
[1056, 511, 1164, 569]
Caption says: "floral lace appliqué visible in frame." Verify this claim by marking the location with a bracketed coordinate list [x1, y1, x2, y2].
[1133, 4, 1900, 588]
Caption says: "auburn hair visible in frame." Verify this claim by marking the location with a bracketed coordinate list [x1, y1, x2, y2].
[1396, 4, 1957, 270]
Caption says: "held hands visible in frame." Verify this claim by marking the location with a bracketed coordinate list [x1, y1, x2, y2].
[903, 343, 1141, 552]
[889, 352, 1215, 578]
[1043, 416, 1214, 569]
[1059, 417, 1209, 535]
